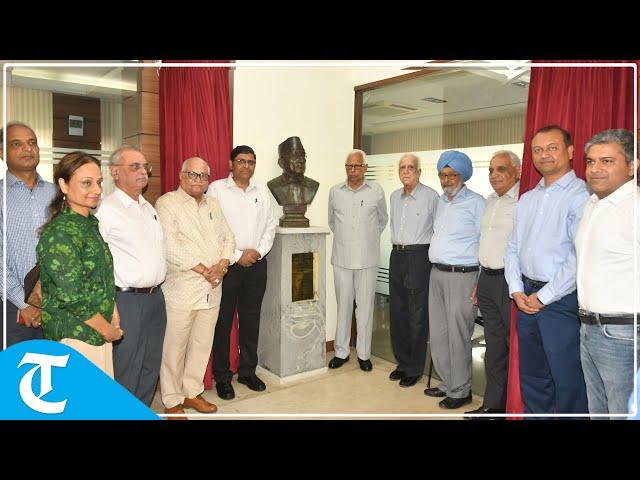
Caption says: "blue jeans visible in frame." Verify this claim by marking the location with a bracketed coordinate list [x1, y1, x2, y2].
[580, 323, 638, 417]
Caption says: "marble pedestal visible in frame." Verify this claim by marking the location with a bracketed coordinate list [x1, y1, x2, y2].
[259, 226, 330, 381]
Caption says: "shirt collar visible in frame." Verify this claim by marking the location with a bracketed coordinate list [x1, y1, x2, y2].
[6, 171, 45, 188]
[535, 170, 577, 191]
[591, 179, 638, 206]
[61, 206, 99, 226]
[440, 184, 468, 203]
[402, 182, 423, 199]
[490, 181, 520, 200]
[340, 180, 370, 192]
[176, 186, 206, 206]
[114, 187, 148, 208]
[225, 173, 257, 192]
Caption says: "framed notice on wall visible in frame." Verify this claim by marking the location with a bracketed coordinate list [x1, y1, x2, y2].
[68, 115, 84, 136]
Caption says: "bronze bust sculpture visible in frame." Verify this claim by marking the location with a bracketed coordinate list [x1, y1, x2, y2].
[268, 136, 319, 227]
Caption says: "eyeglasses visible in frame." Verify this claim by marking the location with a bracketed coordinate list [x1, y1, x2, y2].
[532, 144, 561, 155]
[438, 172, 460, 180]
[233, 159, 256, 168]
[182, 171, 210, 182]
[345, 164, 366, 171]
[120, 162, 152, 173]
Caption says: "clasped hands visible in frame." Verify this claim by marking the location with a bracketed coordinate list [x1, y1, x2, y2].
[470, 287, 544, 314]
[512, 292, 544, 314]
[194, 260, 230, 288]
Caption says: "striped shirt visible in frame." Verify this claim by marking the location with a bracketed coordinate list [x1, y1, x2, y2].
[0, 172, 57, 309]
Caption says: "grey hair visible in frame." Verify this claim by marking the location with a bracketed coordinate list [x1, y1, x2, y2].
[491, 150, 521, 169]
[181, 156, 210, 174]
[346, 149, 367, 163]
[398, 153, 421, 172]
[585, 129, 636, 165]
[1, 121, 36, 149]
[109, 145, 143, 165]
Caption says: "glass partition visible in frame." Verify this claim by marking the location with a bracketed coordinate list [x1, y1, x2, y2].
[358, 64, 530, 394]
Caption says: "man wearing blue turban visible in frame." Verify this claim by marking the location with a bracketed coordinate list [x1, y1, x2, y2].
[424, 150, 486, 409]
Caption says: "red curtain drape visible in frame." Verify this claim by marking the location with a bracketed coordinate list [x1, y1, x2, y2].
[159, 60, 239, 390]
[506, 60, 637, 417]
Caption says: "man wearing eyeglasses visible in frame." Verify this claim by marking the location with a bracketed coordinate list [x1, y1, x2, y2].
[95, 146, 166, 406]
[505, 125, 590, 415]
[327, 149, 388, 372]
[155, 157, 235, 417]
[388, 154, 439, 387]
[206, 145, 276, 400]
[425, 150, 485, 409]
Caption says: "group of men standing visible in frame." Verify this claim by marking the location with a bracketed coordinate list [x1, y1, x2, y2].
[2, 120, 637, 418]
[328, 125, 638, 417]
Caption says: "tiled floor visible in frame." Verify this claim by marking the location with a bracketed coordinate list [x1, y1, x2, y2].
[151, 349, 484, 419]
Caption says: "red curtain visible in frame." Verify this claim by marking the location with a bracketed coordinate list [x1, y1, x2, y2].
[159, 60, 239, 389]
[506, 60, 637, 417]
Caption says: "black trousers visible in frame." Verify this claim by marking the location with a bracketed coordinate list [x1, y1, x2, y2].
[476, 271, 511, 409]
[112, 288, 167, 406]
[389, 247, 431, 377]
[1, 299, 43, 351]
[213, 257, 267, 383]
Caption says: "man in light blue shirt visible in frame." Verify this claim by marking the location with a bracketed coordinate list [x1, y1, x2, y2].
[504, 125, 590, 414]
[388, 154, 439, 387]
[327, 149, 388, 371]
[424, 150, 485, 409]
[0, 122, 57, 350]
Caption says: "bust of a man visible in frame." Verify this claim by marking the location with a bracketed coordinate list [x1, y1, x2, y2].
[268, 136, 319, 227]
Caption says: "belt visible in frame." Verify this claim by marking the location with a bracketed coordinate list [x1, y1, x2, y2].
[522, 275, 547, 289]
[579, 310, 638, 326]
[434, 264, 479, 273]
[481, 266, 504, 276]
[116, 285, 160, 294]
[392, 244, 429, 251]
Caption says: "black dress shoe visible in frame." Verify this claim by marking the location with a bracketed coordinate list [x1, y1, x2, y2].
[358, 358, 373, 372]
[215, 381, 235, 400]
[237, 375, 266, 392]
[389, 367, 405, 381]
[424, 387, 447, 397]
[328, 355, 349, 369]
[463, 406, 506, 419]
[399, 375, 421, 387]
[439, 394, 473, 409]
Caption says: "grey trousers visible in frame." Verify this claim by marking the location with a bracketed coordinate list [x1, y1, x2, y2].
[113, 289, 167, 406]
[428, 268, 478, 398]
[332, 265, 378, 360]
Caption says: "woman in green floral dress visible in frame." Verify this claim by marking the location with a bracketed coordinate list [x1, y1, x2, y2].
[37, 151, 123, 376]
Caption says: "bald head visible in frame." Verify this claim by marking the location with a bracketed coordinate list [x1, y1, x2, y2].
[179, 156, 211, 202]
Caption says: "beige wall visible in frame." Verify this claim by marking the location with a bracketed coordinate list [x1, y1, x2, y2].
[233, 64, 357, 343]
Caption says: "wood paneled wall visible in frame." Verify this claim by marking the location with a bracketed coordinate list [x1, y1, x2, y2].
[52, 93, 101, 150]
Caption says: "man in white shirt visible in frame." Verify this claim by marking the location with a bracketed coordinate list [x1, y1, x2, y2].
[575, 129, 639, 416]
[207, 146, 276, 400]
[96, 146, 166, 406]
[327, 149, 388, 372]
[465, 150, 520, 417]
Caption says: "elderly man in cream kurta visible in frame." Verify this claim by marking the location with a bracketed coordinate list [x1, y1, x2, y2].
[156, 157, 234, 416]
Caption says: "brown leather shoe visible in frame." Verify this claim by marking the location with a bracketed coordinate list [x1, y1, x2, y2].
[183, 394, 218, 414]
[164, 404, 188, 420]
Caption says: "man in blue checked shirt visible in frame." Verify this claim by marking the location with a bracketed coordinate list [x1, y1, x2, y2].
[0, 122, 57, 350]
[424, 150, 485, 409]
[504, 125, 590, 415]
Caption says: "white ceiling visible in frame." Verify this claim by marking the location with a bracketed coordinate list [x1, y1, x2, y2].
[0, 61, 140, 101]
[362, 62, 530, 136]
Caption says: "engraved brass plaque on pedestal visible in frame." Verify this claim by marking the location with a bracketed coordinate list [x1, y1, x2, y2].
[292, 252, 316, 302]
